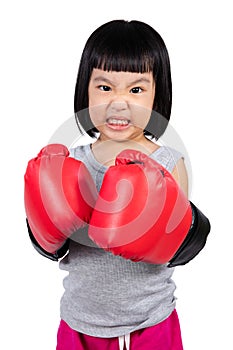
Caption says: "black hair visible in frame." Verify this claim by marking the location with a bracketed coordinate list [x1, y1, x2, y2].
[74, 20, 172, 139]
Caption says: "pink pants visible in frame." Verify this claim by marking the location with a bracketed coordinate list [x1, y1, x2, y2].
[56, 309, 183, 350]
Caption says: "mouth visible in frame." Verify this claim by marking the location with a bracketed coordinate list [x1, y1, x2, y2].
[106, 117, 131, 130]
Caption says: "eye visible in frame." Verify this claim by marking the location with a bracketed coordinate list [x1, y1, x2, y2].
[130, 87, 143, 94]
[98, 85, 111, 92]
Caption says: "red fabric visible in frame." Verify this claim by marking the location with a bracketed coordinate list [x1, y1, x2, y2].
[56, 309, 183, 350]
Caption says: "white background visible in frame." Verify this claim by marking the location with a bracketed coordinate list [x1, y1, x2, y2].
[1, 1, 232, 349]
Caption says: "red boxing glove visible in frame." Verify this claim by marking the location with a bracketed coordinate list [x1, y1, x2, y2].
[24, 144, 97, 254]
[89, 149, 192, 264]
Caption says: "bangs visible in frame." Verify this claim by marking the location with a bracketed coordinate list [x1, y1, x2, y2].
[86, 20, 159, 75]
[93, 48, 156, 74]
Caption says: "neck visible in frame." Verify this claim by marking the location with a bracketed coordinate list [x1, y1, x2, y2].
[91, 137, 159, 167]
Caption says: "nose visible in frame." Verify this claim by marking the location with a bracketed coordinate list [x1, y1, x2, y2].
[109, 94, 129, 113]
[110, 101, 128, 113]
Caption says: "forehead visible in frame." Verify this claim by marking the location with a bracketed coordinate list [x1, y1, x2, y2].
[90, 68, 154, 85]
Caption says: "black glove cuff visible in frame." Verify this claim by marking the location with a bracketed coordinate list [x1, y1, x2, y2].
[26, 219, 69, 261]
[168, 202, 210, 267]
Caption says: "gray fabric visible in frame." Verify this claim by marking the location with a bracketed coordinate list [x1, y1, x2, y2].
[59, 144, 183, 337]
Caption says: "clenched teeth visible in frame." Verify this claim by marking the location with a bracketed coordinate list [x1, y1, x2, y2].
[107, 118, 129, 126]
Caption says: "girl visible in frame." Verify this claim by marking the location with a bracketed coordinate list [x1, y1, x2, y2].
[25, 20, 210, 350]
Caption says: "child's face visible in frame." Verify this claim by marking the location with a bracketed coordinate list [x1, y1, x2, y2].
[88, 69, 155, 142]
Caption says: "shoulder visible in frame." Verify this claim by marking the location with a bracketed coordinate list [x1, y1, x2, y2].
[69, 144, 90, 161]
[150, 145, 188, 196]
[150, 145, 184, 173]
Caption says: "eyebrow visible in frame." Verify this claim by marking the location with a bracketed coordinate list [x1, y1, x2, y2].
[93, 76, 152, 87]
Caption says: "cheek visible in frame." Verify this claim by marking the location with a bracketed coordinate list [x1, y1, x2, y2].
[89, 104, 107, 127]
[130, 104, 152, 129]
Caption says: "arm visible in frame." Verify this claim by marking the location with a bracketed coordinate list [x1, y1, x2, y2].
[171, 158, 189, 197]
[168, 157, 210, 267]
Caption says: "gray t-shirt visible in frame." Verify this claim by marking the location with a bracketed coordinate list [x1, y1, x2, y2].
[59, 144, 183, 338]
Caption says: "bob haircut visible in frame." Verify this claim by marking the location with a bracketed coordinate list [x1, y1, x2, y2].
[74, 20, 172, 139]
